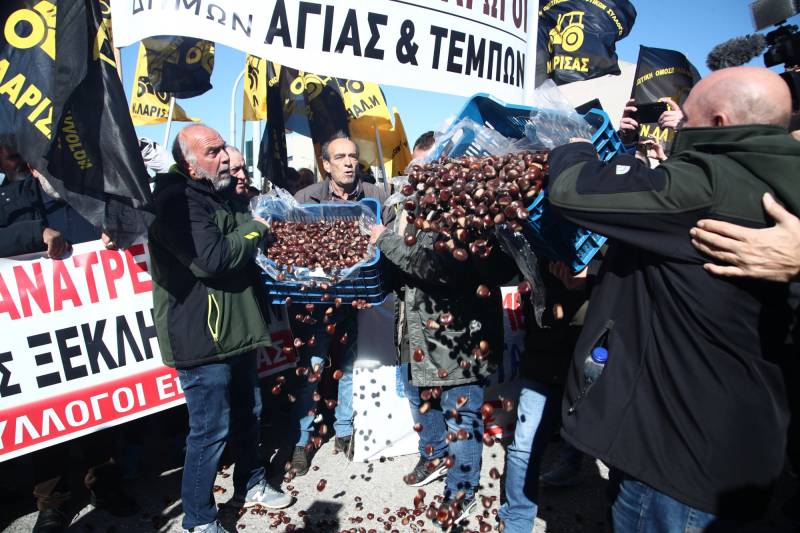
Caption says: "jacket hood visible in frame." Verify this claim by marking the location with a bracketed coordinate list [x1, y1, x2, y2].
[672, 125, 800, 214]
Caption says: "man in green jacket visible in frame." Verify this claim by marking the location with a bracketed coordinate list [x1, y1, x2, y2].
[149, 125, 292, 533]
[547, 66, 800, 531]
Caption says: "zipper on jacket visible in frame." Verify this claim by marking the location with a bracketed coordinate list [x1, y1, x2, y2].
[567, 319, 614, 415]
[207, 293, 221, 343]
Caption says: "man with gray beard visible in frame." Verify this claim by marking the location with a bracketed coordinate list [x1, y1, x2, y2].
[149, 124, 292, 533]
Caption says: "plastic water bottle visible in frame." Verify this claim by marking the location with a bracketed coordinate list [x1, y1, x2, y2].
[583, 347, 608, 385]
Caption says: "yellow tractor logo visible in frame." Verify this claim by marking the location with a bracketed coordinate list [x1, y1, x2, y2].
[548, 10, 585, 53]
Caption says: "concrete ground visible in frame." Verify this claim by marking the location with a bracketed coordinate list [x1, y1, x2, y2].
[0, 415, 614, 533]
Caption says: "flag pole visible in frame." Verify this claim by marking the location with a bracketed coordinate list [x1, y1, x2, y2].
[374, 123, 389, 194]
[163, 96, 176, 147]
[230, 69, 246, 145]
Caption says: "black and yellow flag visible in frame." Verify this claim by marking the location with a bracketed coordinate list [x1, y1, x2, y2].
[131, 43, 198, 126]
[536, 0, 637, 86]
[243, 54, 267, 121]
[143, 36, 214, 99]
[631, 45, 701, 148]
[1, 0, 153, 247]
[258, 60, 289, 188]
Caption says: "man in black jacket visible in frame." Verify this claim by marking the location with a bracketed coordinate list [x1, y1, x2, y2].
[149, 125, 292, 533]
[547, 66, 800, 530]
[0, 145, 69, 259]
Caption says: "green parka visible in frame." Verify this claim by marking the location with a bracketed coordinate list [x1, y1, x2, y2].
[148, 168, 271, 368]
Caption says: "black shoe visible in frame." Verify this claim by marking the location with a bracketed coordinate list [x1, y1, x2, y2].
[290, 446, 310, 476]
[334, 435, 354, 461]
[33, 508, 72, 533]
[90, 488, 140, 517]
[435, 495, 477, 530]
[403, 456, 449, 487]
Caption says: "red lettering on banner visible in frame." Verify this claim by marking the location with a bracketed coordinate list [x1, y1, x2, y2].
[51, 261, 82, 311]
[502, 290, 523, 331]
[99, 250, 125, 300]
[14, 263, 50, 317]
[0, 367, 182, 456]
[256, 329, 296, 376]
[0, 272, 21, 320]
[124, 244, 151, 294]
[72, 251, 101, 304]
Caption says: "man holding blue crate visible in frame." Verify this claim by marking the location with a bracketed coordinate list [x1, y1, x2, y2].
[547, 66, 800, 531]
[287, 132, 395, 474]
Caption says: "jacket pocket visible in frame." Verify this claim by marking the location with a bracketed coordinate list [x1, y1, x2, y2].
[206, 291, 223, 345]
[567, 319, 614, 416]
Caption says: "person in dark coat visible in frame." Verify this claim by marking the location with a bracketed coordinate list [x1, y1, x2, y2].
[370, 218, 515, 526]
[548, 66, 800, 530]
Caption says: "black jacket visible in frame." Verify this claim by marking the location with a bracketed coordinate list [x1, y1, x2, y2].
[548, 125, 799, 518]
[148, 168, 271, 368]
[0, 176, 47, 257]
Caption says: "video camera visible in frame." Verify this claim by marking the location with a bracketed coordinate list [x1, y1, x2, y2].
[706, 1, 800, 110]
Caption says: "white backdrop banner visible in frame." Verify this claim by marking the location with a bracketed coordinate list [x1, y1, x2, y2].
[110, 0, 538, 104]
[0, 240, 295, 462]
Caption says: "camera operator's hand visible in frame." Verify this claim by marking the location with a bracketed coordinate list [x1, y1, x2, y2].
[690, 193, 800, 282]
[637, 138, 668, 162]
[658, 97, 684, 130]
[620, 98, 639, 135]
[42, 227, 70, 259]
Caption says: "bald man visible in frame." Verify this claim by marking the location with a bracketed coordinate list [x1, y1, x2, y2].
[543, 67, 800, 531]
[149, 124, 292, 532]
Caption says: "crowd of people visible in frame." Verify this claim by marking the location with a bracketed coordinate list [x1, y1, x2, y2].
[1, 64, 799, 533]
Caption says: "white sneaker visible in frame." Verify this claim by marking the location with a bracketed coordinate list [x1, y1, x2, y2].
[184, 520, 227, 533]
[227, 479, 293, 509]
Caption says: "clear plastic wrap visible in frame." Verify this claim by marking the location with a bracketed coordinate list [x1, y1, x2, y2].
[495, 227, 546, 327]
[521, 80, 597, 150]
[250, 187, 379, 286]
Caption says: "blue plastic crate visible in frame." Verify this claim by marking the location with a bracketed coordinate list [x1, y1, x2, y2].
[260, 198, 388, 305]
[442, 93, 622, 271]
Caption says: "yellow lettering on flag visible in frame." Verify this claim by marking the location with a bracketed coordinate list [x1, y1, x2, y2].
[341, 80, 392, 139]
[243, 54, 267, 121]
[129, 43, 198, 126]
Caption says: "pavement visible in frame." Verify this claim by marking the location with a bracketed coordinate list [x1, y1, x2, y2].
[3, 409, 797, 533]
[0, 413, 614, 533]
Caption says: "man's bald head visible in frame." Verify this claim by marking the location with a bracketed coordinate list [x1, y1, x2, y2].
[682, 66, 792, 129]
[172, 124, 231, 190]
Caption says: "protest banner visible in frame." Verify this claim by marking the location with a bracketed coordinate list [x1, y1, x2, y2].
[0, 240, 295, 463]
[110, 0, 537, 105]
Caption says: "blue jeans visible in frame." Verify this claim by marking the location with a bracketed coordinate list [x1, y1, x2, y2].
[404, 365, 484, 499]
[177, 352, 265, 529]
[289, 307, 357, 446]
[498, 379, 562, 533]
[613, 475, 717, 533]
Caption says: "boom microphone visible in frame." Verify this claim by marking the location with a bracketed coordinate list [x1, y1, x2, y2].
[706, 34, 767, 70]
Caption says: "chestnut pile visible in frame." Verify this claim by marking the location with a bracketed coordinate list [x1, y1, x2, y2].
[401, 151, 550, 261]
[266, 219, 370, 275]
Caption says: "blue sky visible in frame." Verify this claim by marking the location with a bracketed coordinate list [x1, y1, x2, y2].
[120, 1, 791, 156]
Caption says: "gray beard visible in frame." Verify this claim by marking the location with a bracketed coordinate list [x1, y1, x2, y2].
[195, 166, 231, 191]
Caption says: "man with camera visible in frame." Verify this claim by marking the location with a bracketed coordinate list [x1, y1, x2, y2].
[546, 66, 800, 531]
